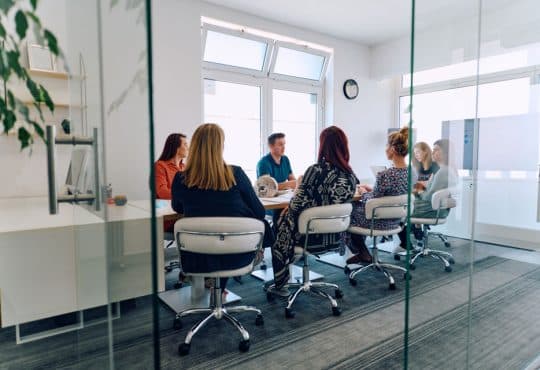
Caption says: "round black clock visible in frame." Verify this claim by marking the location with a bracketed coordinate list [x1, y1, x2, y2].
[343, 79, 359, 100]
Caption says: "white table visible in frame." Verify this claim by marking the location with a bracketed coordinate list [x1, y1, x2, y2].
[0, 197, 163, 343]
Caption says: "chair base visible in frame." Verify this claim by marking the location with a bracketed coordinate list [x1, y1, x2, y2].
[266, 257, 342, 317]
[411, 226, 455, 272]
[174, 281, 262, 356]
[346, 241, 408, 289]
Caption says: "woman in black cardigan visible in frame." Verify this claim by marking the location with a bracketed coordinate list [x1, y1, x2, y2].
[171, 123, 273, 290]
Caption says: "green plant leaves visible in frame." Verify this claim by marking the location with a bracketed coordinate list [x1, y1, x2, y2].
[0, 22, 6, 39]
[0, 0, 15, 13]
[17, 126, 32, 149]
[43, 29, 58, 55]
[30, 0, 37, 11]
[39, 84, 54, 112]
[15, 10, 28, 40]
[3, 109, 16, 133]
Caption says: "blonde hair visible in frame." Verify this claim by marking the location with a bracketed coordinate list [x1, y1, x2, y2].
[412, 142, 433, 170]
[388, 127, 409, 157]
[183, 123, 236, 191]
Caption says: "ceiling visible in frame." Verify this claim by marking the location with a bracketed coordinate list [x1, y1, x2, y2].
[202, 0, 514, 46]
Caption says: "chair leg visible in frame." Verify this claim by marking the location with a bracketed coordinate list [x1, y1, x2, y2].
[177, 308, 212, 319]
[286, 284, 306, 310]
[223, 312, 250, 341]
[226, 305, 262, 316]
[311, 288, 338, 308]
[184, 312, 216, 344]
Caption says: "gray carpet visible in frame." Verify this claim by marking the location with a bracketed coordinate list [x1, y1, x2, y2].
[1, 243, 539, 370]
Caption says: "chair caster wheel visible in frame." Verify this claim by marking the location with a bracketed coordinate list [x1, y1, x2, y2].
[394, 254, 401, 261]
[165, 266, 172, 273]
[266, 292, 275, 302]
[404, 272, 412, 281]
[332, 306, 341, 316]
[255, 314, 264, 326]
[233, 276, 243, 284]
[334, 289, 344, 299]
[260, 264, 267, 271]
[444, 242, 451, 248]
[173, 317, 182, 330]
[344, 266, 351, 274]
[173, 282, 183, 289]
[349, 278, 357, 286]
[285, 308, 295, 319]
[409, 263, 416, 270]
[178, 343, 190, 356]
[239, 339, 250, 352]
[445, 265, 452, 272]
[389, 283, 396, 290]
[448, 257, 455, 264]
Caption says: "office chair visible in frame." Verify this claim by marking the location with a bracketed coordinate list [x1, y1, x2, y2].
[409, 188, 457, 272]
[174, 217, 265, 356]
[346, 195, 410, 290]
[163, 231, 184, 289]
[267, 203, 352, 318]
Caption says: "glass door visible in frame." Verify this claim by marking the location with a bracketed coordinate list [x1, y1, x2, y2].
[0, 1, 156, 368]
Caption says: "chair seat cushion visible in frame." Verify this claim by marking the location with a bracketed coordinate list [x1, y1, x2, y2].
[410, 217, 447, 225]
[188, 264, 254, 278]
[348, 226, 402, 236]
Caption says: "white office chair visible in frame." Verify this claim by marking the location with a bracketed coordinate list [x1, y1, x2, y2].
[174, 217, 265, 356]
[267, 203, 352, 318]
[410, 188, 457, 272]
[346, 195, 410, 290]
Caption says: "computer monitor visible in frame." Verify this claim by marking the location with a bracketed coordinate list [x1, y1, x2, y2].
[65, 147, 93, 195]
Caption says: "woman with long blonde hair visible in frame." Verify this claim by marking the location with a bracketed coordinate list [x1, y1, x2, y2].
[412, 142, 439, 182]
[171, 123, 273, 289]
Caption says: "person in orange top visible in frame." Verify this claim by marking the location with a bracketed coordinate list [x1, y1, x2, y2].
[155, 133, 189, 200]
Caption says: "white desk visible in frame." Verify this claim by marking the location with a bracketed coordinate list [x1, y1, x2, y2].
[0, 197, 163, 343]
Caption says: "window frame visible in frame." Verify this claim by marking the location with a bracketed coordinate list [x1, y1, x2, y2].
[268, 40, 331, 86]
[201, 23, 274, 77]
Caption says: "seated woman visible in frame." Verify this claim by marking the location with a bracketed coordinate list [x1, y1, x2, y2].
[155, 133, 188, 231]
[412, 141, 439, 182]
[398, 138, 457, 245]
[346, 127, 410, 265]
[270, 126, 357, 296]
[171, 123, 273, 290]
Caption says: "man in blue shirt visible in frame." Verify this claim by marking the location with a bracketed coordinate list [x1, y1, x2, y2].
[256, 133, 296, 190]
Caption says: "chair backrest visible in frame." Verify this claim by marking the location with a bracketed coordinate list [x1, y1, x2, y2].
[431, 188, 457, 211]
[365, 194, 409, 220]
[174, 217, 265, 255]
[298, 203, 352, 235]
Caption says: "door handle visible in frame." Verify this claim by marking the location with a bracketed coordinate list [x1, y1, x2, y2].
[46, 125, 101, 214]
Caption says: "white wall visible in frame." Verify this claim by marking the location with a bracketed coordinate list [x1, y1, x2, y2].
[152, 0, 394, 181]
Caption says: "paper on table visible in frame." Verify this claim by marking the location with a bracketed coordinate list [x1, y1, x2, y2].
[260, 190, 294, 202]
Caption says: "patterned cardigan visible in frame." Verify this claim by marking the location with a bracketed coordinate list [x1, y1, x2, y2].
[274, 160, 357, 257]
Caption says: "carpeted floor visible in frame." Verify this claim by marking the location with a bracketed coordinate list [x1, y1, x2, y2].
[1, 240, 540, 369]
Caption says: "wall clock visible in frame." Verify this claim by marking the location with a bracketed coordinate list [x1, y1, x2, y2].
[343, 79, 358, 100]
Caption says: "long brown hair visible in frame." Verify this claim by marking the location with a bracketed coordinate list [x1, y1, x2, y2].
[388, 127, 409, 157]
[412, 142, 433, 170]
[158, 133, 186, 161]
[318, 125, 353, 173]
[183, 123, 236, 191]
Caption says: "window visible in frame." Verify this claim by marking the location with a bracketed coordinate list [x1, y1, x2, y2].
[271, 43, 328, 81]
[202, 23, 329, 183]
[203, 27, 270, 73]
[204, 79, 261, 181]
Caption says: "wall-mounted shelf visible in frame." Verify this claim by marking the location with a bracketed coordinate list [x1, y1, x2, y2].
[23, 101, 70, 109]
[28, 69, 69, 80]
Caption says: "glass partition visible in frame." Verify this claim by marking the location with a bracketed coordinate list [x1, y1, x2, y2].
[405, 0, 540, 368]
[0, 1, 156, 368]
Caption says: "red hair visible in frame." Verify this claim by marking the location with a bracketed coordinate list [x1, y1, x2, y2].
[318, 126, 353, 173]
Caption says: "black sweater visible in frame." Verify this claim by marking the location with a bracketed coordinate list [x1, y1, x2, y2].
[171, 165, 265, 220]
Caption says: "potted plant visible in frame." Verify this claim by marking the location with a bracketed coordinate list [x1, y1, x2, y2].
[0, 0, 61, 150]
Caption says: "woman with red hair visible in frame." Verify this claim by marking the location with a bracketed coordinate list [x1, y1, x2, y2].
[269, 125, 358, 296]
